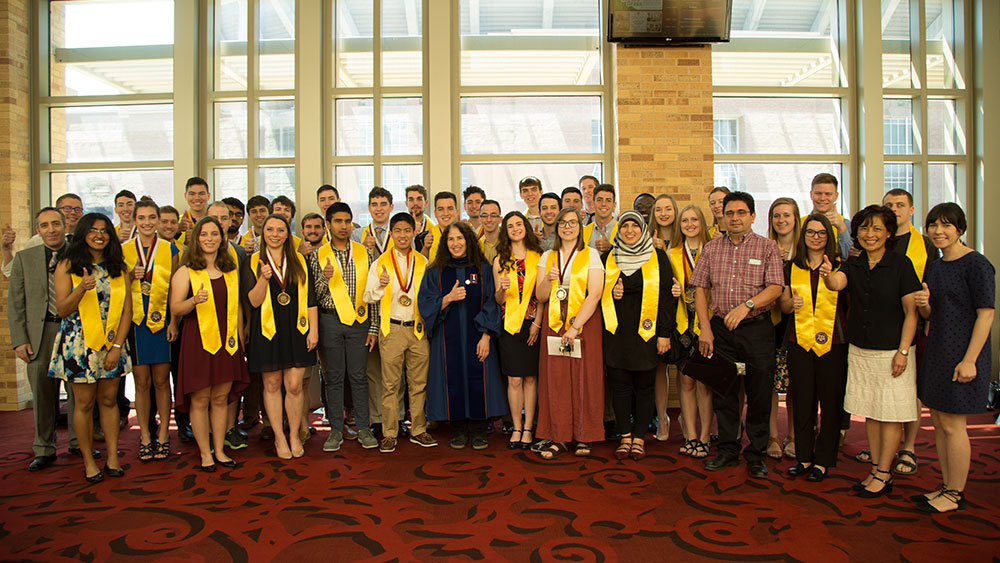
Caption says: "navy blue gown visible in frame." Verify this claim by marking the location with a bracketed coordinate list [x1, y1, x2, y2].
[418, 257, 508, 422]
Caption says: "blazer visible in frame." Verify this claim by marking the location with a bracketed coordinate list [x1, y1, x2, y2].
[6, 243, 54, 361]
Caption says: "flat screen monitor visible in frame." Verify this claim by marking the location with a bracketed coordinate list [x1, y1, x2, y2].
[608, 0, 733, 45]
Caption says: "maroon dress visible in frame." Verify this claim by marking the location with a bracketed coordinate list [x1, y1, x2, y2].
[176, 275, 250, 410]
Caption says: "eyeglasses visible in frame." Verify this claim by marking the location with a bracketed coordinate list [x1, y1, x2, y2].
[724, 209, 751, 218]
[59, 205, 83, 214]
[88, 228, 109, 235]
[557, 220, 580, 228]
[804, 229, 828, 238]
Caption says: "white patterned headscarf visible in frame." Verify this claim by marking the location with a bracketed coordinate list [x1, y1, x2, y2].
[612, 210, 654, 276]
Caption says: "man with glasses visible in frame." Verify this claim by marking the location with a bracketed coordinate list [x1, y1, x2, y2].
[222, 197, 246, 243]
[478, 200, 503, 264]
[3, 193, 84, 278]
[691, 191, 784, 480]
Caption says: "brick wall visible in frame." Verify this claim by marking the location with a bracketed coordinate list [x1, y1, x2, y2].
[0, 0, 33, 410]
[613, 45, 714, 210]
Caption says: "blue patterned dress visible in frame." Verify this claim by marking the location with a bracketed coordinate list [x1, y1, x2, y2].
[48, 263, 132, 383]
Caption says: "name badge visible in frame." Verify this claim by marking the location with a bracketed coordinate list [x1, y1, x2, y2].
[748, 258, 762, 266]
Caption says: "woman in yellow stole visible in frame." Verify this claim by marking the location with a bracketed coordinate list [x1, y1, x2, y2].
[170, 217, 250, 472]
[649, 194, 678, 442]
[123, 200, 179, 462]
[50, 213, 133, 483]
[778, 213, 848, 482]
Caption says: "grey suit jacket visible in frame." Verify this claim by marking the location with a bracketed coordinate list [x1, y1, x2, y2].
[7, 243, 52, 361]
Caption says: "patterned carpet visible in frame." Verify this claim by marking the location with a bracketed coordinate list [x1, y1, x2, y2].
[1, 407, 998, 562]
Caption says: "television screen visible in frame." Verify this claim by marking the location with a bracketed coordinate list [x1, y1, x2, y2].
[608, 0, 732, 45]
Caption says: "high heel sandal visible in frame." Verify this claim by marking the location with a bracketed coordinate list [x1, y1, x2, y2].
[137, 441, 155, 463]
[615, 437, 633, 460]
[857, 469, 893, 498]
[508, 429, 523, 450]
[153, 440, 170, 461]
[852, 463, 879, 492]
[629, 439, 646, 461]
[915, 488, 966, 513]
[519, 429, 533, 450]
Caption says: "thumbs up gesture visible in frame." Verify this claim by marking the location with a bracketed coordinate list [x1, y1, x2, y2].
[378, 265, 390, 288]
[243, 230, 256, 253]
[3, 223, 17, 250]
[195, 283, 209, 304]
[117, 226, 131, 243]
[612, 278, 624, 300]
[498, 269, 511, 291]
[259, 263, 272, 281]
[819, 255, 833, 278]
[671, 276, 681, 297]
[547, 264, 559, 282]
[445, 280, 466, 304]
[80, 267, 97, 290]
[914, 282, 930, 307]
[363, 232, 376, 250]
[791, 288, 804, 310]
[133, 264, 145, 280]
[424, 228, 435, 248]
[323, 258, 335, 280]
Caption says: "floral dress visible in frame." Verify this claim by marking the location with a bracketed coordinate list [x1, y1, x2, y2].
[48, 262, 132, 384]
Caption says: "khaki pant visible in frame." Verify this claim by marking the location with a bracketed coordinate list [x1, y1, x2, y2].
[379, 324, 429, 438]
[367, 346, 404, 423]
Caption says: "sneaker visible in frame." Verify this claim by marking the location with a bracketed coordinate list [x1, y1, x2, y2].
[450, 433, 469, 449]
[410, 432, 438, 448]
[323, 431, 343, 452]
[471, 434, 489, 450]
[379, 436, 397, 453]
[358, 429, 379, 449]
[225, 428, 248, 450]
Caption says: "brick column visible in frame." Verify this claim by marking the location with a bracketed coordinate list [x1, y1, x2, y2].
[0, 0, 33, 410]
[613, 45, 714, 209]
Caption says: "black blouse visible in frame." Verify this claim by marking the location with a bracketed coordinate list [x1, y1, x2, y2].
[601, 249, 676, 371]
[843, 250, 922, 350]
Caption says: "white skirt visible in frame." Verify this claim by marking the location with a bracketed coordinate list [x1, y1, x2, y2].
[844, 345, 918, 423]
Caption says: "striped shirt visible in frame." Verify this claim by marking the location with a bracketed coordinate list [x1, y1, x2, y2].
[689, 231, 784, 319]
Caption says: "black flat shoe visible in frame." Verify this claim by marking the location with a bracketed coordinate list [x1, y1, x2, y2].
[507, 430, 523, 450]
[519, 429, 534, 450]
[786, 462, 811, 477]
[216, 458, 237, 468]
[704, 453, 740, 471]
[806, 466, 827, 482]
[747, 460, 769, 479]
[915, 488, 966, 513]
[102, 464, 125, 477]
[195, 463, 217, 473]
[909, 484, 945, 502]
[85, 470, 104, 484]
[28, 455, 57, 472]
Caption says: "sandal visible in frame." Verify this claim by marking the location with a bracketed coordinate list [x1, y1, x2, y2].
[691, 440, 710, 459]
[539, 442, 568, 460]
[519, 429, 534, 450]
[766, 436, 782, 459]
[679, 439, 697, 457]
[858, 469, 893, 498]
[574, 442, 592, 457]
[852, 463, 879, 491]
[893, 449, 918, 475]
[138, 441, 155, 463]
[783, 437, 796, 459]
[855, 449, 872, 463]
[916, 488, 966, 513]
[629, 438, 646, 461]
[153, 440, 170, 461]
[616, 436, 634, 460]
[508, 429, 523, 450]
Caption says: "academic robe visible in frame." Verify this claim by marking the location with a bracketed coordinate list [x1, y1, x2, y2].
[418, 257, 508, 421]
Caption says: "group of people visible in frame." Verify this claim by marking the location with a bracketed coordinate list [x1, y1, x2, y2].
[4, 173, 993, 514]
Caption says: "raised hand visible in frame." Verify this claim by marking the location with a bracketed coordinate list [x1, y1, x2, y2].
[195, 283, 209, 304]
[612, 278, 624, 300]
[547, 264, 559, 282]
[117, 226, 131, 243]
[498, 270, 511, 291]
[819, 255, 833, 278]
[378, 265, 390, 288]
[1, 223, 15, 250]
[424, 229, 434, 248]
[260, 263, 273, 281]
[445, 280, 466, 303]
[914, 282, 930, 307]
[243, 230, 255, 253]
[671, 277, 682, 297]
[363, 232, 376, 250]
[791, 288, 804, 310]
[323, 258, 335, 280]
[298, 238, 313, 256]
[595, 237, 611, 253]
[80, 267, 97, 291]
[133, 264, 145, 280]
[653, 236, 664, 250]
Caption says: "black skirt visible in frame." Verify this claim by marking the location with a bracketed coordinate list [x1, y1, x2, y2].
[497, 317, 540, 379]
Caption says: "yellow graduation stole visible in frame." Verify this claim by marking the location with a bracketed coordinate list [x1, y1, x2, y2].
[317, 241, 370, 326]
[668, 244, 709, 335]
[122, 237, 171, 333]
[189, 268, 239, 355]
[708, 224, 724, 238]
[584, 221, 618, 246]
[906, 223, 928, 281]
[71, 268, 127, 351]
[427, 223, 442, 259]
[546, 248, 590, 333]
[418, 215, 436, 233]
[502, 251, 540, 334]
[363, 223, 394, 254]
[375, 250, 425, 339]
[239, 229, 260, 249]
[602, 251, 660, 341]
[249, 250, 309, 340]
[115, 223, 137, 240]
[790, 263, 839, 357]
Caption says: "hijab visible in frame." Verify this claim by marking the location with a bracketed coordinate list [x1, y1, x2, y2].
[612, 210, 654, 276]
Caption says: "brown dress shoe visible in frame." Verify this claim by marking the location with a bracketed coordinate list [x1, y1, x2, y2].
[379, 436, 397, 453]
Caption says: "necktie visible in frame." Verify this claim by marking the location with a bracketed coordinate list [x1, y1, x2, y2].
[47, 251, 58, 316]
[376, 227, 385, 247]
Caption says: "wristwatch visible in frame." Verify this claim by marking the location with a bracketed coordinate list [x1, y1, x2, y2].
[744, 299, 755, 310]
[898, 348, 909, 356]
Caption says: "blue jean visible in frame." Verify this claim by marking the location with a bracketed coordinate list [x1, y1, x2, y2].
[319, 313, 371, 432]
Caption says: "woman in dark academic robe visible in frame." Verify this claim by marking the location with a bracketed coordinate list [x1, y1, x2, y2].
[419, 222, 508, 450]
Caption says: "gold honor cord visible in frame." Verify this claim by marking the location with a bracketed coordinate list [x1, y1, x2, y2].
[71, 270, 127, 351]
[584, 222, 618, 247]
[602, 252, 660, 341]
[906, 223, 928, 281]
[503, 251, 541, 335]
[547, 249, 589, 333]
[123, 238, 171, 333]
[377, 251, 426, 339]
[189, 268, 239, 355]
[790, 264, 839, 356]
[317, 241, 370, 325]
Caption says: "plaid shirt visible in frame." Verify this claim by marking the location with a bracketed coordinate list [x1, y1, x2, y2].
[689, 231, 784, 318]
[308, 243, 379, 335]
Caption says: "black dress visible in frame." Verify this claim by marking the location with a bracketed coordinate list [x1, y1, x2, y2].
[497, 257, 541, 379]
[241, 258, 318, 373]
[918, 251, 995, 414]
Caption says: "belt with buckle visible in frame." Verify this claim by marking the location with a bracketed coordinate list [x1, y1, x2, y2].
[389, 319, 415, 327]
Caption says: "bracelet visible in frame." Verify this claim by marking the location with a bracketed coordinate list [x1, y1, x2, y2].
[112, 343, 122, 349]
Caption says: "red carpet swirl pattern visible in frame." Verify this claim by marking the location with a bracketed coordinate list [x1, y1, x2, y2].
[0, 408, 998, 562]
